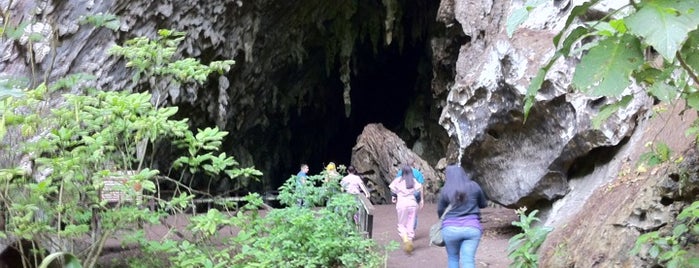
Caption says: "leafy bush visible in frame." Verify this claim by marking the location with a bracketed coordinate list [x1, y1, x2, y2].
[0, 17, 385, 268]
[632, 201, 699, 268]
[0, 85, 251, 267]
[508, 208, 553, 268]
[135, 177, 386, 268]
[0, 28, 245, 267]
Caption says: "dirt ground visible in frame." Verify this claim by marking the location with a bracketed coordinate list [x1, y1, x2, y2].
[373, 202, 518, 268]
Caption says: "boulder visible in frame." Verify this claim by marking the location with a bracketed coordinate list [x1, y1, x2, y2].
[351, 124, 444, 204]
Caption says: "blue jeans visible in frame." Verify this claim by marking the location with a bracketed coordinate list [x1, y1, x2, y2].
[442, 226, 482, 268]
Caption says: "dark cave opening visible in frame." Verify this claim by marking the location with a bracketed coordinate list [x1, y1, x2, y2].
[278, 2, 439, 191]
[168, 1, 444, 195]
[284, 39, 429, 188]
[349, 41, 421, 137]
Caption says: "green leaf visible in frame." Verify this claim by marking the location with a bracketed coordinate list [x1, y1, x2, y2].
[523, 57, 558, 122]
[673, 224, 689, 237]
[609, 19, 627, 34]
[572, 34, 644, 97]
[5, 21, 29, 40]
[39, 252, 83, 268]
[649, 245, 660, 258]
[592, 95, 633, 129]
[553, 0, 600, 46]
[141, 180, 156, 192]
[677, 201, 699, 220]
[648, 82, 678, 102]
[559, 26, 590, 56]
[506, 0, 547, 37]
[682, 29, 699, 73]
[655, 142, 671, 161]
[633, 65, 667, 86]
[591, 21, 618, 37]
[687, 92, 699, 110]
[0, 88, 23, 100]
[625, 0, 699, 61]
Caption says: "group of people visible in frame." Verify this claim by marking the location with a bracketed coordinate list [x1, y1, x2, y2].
[295, 162, 370, 208]
[296, 159, 487, 268]
[389, 159, 487, 268]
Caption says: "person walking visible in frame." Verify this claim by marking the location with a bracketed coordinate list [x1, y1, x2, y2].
[395, 158, 425, 230]
[324, 162, 341, 183]
[437, 165, 488, 268]
[296, 164, 309, 207]
[340, 166, 370, 198]
[340, 166, 371, 224]
[389, 165, 423, 254]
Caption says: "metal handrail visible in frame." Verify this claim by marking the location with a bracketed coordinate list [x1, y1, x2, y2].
[355, 194, 375, 238]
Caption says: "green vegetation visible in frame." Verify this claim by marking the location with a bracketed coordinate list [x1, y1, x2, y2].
[224, 175, 385, 267]
[509, 0, 699, 126]
[0, 25, 245, 266]
[632, 201, 699, 268]
[507, 208, 552, 268]
[0, 12, 386, 266]
[639, 142, 673, 167]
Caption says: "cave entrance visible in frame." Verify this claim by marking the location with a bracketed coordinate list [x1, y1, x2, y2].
[282, 3, 438, 190]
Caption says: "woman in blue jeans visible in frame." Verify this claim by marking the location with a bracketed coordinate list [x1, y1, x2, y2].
[437, 165, 488, 268]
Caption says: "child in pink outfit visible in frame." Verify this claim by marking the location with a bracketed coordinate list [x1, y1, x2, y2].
[389, 165, 423, 253]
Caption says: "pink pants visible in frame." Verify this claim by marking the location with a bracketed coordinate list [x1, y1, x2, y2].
[396, 205, 418, 240]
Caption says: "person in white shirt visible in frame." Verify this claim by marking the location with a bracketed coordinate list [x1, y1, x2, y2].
[340, 166, 370, 198]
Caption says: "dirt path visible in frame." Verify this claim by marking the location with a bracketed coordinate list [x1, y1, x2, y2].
[372, 203, 517, 268]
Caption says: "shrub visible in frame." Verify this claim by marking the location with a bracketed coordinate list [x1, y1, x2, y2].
[632, 201, 699, 268]
[507, 208, 553, 268]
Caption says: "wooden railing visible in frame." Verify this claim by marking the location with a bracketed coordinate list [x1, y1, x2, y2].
[189, 194, 279, 213]
[356, 194, 375, 238]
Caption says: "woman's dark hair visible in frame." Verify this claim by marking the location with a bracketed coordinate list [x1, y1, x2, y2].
[401, 165, 415, 189]
[441, 165, 473, 205]
[347, 166, 356, 174]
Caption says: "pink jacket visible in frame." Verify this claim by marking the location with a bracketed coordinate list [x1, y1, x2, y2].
[389, 177, 422, 207]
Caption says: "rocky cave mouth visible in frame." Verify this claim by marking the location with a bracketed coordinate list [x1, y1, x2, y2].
[287, 39, 427, 180]
[188, 0, 448, 194]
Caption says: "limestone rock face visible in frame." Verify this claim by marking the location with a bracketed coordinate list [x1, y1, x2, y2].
[435, 0, 651, 208]
[539, 106, 697, 267]
[350, 124, 443, 204]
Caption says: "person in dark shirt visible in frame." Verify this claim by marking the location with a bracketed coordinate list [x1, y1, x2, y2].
[437, 165, 488, 268]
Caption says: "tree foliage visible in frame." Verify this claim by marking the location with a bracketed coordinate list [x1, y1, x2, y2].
[511, 0, 699, 128]
[0, 37, 248, 267]
[0, 10, 386, 265]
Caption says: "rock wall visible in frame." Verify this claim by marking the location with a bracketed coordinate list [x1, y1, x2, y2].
[435, 0, 698, 266]
[539, 103, 697, 267]
[435, 0, 651, 209]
